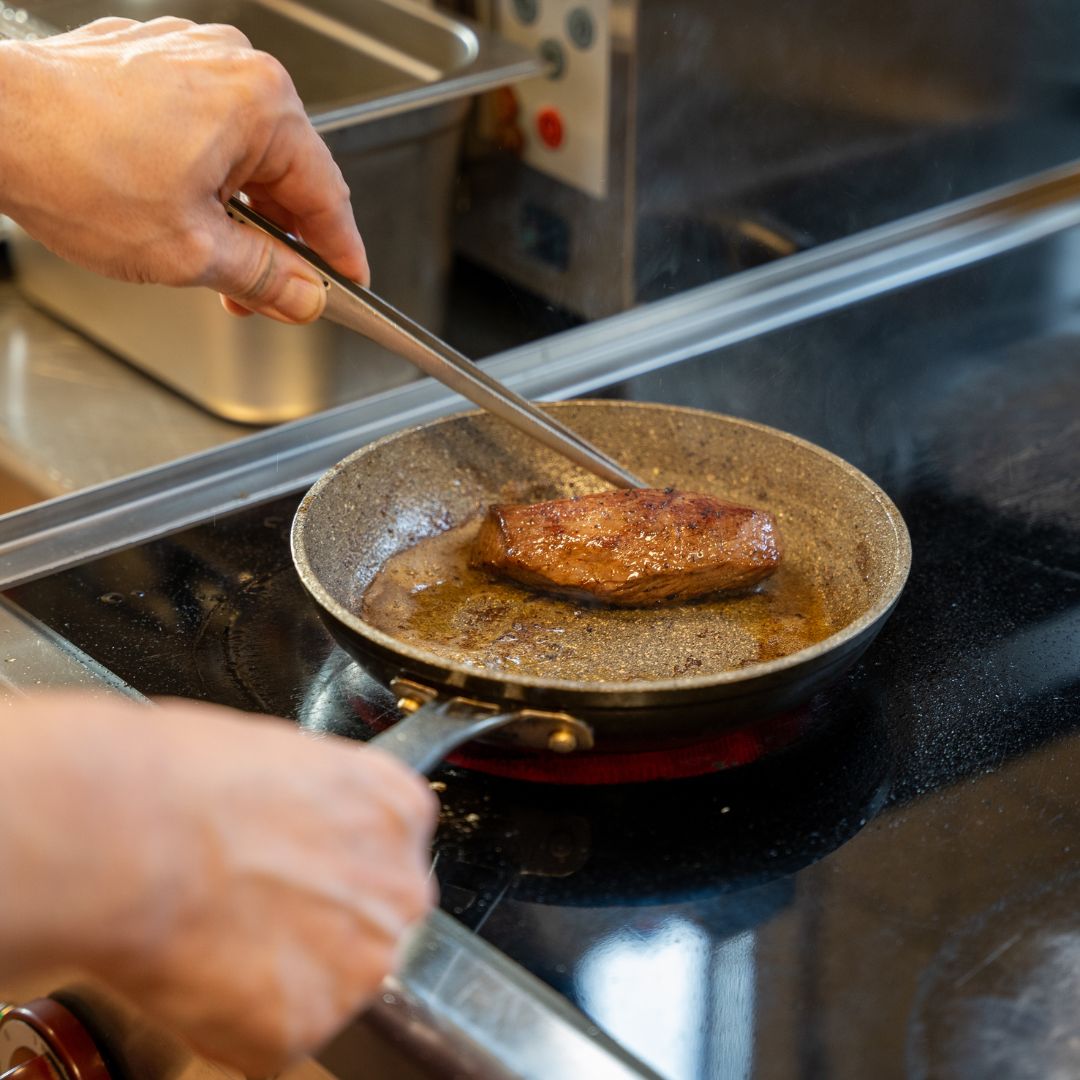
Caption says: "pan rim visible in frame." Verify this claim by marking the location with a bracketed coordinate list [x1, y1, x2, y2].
[291, 401, 912, 697]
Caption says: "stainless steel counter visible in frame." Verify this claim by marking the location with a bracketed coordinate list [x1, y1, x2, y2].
[0, 281, 250, 506]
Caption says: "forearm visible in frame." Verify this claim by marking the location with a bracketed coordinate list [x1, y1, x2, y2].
[0, 698, 165, 978]
[0, 692, 436, 1075]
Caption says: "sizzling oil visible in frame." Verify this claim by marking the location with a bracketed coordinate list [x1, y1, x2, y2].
[361, 518, 837, 682]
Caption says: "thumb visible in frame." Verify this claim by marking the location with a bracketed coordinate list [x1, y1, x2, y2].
[209, 215, 328, 324]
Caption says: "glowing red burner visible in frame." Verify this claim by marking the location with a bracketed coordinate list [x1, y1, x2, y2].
[443, 708, 814, 785]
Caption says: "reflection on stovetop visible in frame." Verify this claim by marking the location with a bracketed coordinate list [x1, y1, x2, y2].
[908, 869, 1080, 1079]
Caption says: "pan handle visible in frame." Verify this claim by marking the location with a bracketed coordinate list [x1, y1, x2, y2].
[369, 682, 595, 774]
[368, 700, 520, 774]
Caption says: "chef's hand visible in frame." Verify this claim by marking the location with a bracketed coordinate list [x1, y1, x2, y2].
[0, 693, 436, 1075]
[0, 17, 369, 323]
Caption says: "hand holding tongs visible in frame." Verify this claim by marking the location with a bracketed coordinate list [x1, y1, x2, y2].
[226, 197, 645, 490]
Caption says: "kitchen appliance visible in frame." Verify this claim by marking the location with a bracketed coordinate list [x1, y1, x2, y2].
[455, 0, 1055, 319]
[6, 0, 541, 423]
[3, 129, 1080, 1076]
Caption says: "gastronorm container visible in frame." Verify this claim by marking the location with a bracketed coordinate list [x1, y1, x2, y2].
[9, 0, 540, 423]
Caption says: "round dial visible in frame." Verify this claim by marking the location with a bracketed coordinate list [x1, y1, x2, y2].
[0, 1000, 110, 1080]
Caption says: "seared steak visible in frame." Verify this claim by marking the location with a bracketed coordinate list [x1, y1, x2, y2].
[469, 488, 780, 605]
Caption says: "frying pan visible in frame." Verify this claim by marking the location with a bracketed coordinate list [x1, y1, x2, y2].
[291, 401, 910, 775]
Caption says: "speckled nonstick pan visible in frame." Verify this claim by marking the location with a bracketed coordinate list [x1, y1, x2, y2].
[291, 401, 910, 774]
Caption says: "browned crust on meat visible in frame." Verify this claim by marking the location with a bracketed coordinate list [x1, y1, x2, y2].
[469, 488, 780, 605]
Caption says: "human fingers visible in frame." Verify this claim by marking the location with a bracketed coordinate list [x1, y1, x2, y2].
[240, 162, 371, 287]
[143, 22, 367, 291]
[205, 206, 330, 323]
[216, 179, 372, 318]
[216, 58, 370, 291]
[103, 702, 436, 1073]
[342, 741, 441, 847]
[207, 171, 370, 323]
[219, 295, 255, 317]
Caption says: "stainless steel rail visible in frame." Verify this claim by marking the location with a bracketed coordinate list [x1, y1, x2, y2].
[361, 910, 665, 1080]
[4, 158, 1080, 588]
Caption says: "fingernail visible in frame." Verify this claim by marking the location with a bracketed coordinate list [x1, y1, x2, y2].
[272, 275, 325, 323]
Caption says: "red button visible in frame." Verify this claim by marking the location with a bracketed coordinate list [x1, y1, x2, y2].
[536, 107, 564, 149]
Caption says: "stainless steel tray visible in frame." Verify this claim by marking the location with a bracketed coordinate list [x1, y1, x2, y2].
[14, 0, 539, 131]
[9, 0, 541, 423]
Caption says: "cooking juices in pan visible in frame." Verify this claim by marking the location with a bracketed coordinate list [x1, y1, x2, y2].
[360, 515, 838, 682]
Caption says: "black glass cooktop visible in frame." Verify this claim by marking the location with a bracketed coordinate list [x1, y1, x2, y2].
[8, 238, 1080, 1079]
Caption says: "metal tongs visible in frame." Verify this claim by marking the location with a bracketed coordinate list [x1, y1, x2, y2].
[226, 197, 645, 489]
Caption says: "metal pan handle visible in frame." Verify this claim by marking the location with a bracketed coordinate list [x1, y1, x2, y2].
[369, 681, 595, 774]
[368, 700, 519, 774]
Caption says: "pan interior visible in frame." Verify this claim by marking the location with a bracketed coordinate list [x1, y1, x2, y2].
[360, 516, 833, 680]
[295, 402, 909, 688]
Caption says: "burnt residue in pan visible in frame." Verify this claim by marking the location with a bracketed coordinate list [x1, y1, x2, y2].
[360, 516, 838, 682]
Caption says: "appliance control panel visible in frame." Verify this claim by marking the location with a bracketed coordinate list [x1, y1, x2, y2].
[493, 0, 610, 198]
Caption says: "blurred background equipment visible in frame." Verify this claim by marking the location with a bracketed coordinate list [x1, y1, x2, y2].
[453, 0, 1080, 318]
